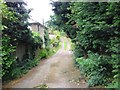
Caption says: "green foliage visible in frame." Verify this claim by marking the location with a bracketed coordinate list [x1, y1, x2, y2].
[44, 29, 50, 47]
[9, 57, 39, 79]
[36, 33, 61, 59]
[32, 31, 43, 48]
[1, 35, 16, 78]
[50, 33, 60, 48]
[1, 1, 43, 82]
[74, 44, 84, 58]
[64, 39, 67, 50]
[76, 52, 114, 87]
[39, 49, 48, 59]
[47, 30, 61, 56]
[35, 83, 48, 88]
[50, 2, 120, 87]
[11, 66, 26, 79]
[69, 2, 120, 55]
[60, 31, 66, 36]
[106, 81, 118, 88]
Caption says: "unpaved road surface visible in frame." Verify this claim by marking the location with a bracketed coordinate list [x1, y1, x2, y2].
[3, 37, 87, 88]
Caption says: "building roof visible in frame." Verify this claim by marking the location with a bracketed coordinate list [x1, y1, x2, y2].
[4, 0, 27, 5]
[30, 22, 48, 29]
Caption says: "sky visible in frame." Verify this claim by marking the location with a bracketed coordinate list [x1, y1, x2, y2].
[26, 0, 54, 24]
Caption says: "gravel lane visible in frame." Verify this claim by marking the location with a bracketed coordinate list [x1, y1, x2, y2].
[3, 37, 87, 88]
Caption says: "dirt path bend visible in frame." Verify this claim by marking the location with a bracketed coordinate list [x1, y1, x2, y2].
[3, 37, 87, 88]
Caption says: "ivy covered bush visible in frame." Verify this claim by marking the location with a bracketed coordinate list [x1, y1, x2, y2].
[1, 1, 43, 82]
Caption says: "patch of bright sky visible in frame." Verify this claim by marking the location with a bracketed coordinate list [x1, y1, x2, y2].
[26, 0, 54, 24]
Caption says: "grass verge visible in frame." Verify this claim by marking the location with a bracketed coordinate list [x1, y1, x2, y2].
[64, 38, 67, 50]
[48, 42, 62, 57]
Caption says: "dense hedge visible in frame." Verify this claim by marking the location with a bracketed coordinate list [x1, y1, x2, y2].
[49, 2, 120, 88]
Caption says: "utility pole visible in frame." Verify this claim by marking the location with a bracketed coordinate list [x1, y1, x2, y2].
[42, 19, 44, 25]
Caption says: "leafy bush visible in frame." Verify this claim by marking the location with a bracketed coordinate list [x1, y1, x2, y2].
[50, 34, 60, 48]
[88, 74, 106, 87]
[1, 35, 16, 79]
[9, 58, 38, 79]
[32, 31, 43, 49]
[11, 67, 26, 79]
[74, 44, 84, 58]
[1, 1, 43, 82]
[39, 49, 48, 59]
[32, 32, 42, 43]
[76, 52, 114, 87]
[106, 81, 118, 88]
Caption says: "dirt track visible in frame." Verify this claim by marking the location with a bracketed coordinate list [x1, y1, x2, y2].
[3, 37, 87, 88]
